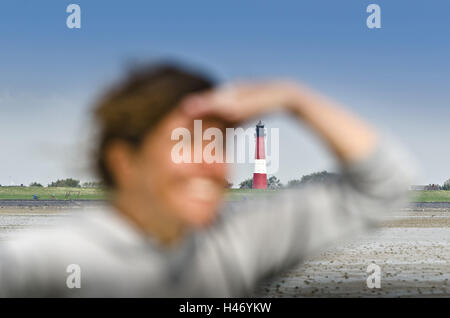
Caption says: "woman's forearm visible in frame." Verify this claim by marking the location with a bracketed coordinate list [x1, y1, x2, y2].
[182, 81, 378, 163]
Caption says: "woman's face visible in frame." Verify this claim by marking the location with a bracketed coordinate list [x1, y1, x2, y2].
[111, 108, 229, 228]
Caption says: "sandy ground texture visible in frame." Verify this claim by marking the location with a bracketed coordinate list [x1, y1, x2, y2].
[0, 204, 449, 297]
[255, 209, 450, 297]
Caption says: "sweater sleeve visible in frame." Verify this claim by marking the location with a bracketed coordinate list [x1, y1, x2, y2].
[204, 140, 414, 295]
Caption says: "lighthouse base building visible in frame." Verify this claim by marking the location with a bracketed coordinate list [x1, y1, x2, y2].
[253, 168, 267, 189]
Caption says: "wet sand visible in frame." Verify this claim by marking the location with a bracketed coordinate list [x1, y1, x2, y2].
[1, 203, 449, 297]
[255, 209, 450, 297]
[0, 207, 77, 241]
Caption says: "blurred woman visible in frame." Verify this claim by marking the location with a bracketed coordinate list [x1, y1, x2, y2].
[0, 63, 411, 296]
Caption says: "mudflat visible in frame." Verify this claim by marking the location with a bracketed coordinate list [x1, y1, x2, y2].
[256, 209, 450, 297]
[1, 205, 449, 297]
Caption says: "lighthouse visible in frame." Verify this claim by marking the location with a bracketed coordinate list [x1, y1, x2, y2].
[252, 121, 268, 189]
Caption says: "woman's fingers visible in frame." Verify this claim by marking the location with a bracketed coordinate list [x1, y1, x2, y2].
[181, 87, 240, 120]
[180, 95, 213, 117]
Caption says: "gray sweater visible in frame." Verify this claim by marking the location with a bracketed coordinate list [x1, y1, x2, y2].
[0, 143, 412, 297]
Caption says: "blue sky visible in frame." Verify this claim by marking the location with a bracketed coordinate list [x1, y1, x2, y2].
[0, 0, 449, 186]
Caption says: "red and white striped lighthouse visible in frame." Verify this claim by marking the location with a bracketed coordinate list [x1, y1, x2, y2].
[252, 121, 267, 189]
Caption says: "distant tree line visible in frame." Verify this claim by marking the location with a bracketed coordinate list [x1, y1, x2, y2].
[238, 176, 284, 189]
[443, 179, 450, 190]
[431, 179, 450, 190]
[81, 181, 105, 188]
[3, 175, 450, 190]
[25, 179, 105, 188]
[237, 173, 450, 190]
[48, 178, 81, 188]
[238, 171, 338, 189]
[411, 180, 450, 191]
[287, 171, 338, 188]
